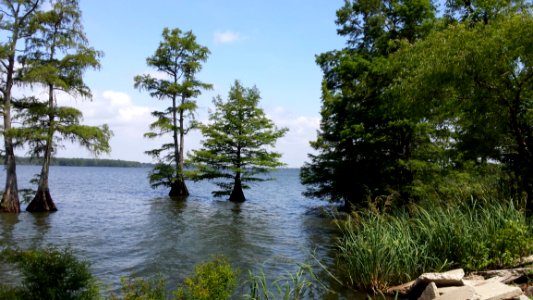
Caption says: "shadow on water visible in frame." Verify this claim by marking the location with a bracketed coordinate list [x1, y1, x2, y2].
[0, 212, 20, 245]
[28, 212, 53, 248]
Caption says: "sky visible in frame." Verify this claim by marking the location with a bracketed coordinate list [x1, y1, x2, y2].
[47, 0, 347, 167]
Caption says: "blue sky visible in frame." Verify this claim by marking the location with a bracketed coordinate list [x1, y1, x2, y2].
[54, 0, 346, 167]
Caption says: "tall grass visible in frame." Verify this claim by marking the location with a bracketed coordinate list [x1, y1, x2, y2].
[245, 263, 328, 300]
[336, 199, 533, 292]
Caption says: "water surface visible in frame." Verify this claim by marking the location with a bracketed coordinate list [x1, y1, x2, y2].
[0, 166, 353, 298]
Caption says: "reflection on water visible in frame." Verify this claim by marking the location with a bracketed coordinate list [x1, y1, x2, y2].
[0, 166, 354, 298]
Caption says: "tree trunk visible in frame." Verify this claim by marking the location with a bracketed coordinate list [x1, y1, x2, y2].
[169, 93, 189, 198]
[229, 174, 246, 202]
[169, 176, 189, 198]
[1, 30, 20, 213]
[26, 186, 57, 212]
[177, 101, 188, 197]
[2, 122, 19, 213]
[27, 84, 57, 212]
[1, 149, 20, 213]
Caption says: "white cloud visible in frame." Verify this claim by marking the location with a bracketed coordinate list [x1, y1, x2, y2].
[51, 90, 159, 162]
[213, 30, 241, 44]
[14, 87, 320, 166]
[266, 108, 320, 167]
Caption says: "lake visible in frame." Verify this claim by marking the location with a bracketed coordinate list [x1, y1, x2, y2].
[0, 166, 358, 298]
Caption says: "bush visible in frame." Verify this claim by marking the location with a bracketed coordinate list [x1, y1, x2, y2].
[0, 284, 22, 300]
[174, 256, 236, 300]
[336, 199, 533, 292]
[109, 275, 168, 300]
[0, 247, 100, 300]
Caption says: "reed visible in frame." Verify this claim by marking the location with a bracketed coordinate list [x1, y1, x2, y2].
[336, 199, 533, 292]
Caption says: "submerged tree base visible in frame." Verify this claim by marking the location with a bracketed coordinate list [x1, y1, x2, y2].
[169, 180, 189, 198]
[229, 180, 245, 202]
[0, 192, 20, 213]
[26, 188, 57, 212]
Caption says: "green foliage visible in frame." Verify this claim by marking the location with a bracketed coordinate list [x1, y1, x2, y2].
[110, 276, 168, 300]
[246, 264, 326, 300]
[134, 27, 211, 190]
[301, 0, 437, 210]
[147, 163, 175, 189]
[0, 247, 100, 300]
[12, 97, 112, 160]
[10, 0, 110, 204]
[0, 0, 43, 212]
[20, 0, 102, 97]
[302, 0, 533, 212]
[336, 199, 533, 292]
[174, 256, 236, 300]
[189, 80, 288, 199]
[392, 12, 533, 210]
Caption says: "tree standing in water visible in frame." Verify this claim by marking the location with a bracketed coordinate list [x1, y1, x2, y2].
[189, 80, 288, 202]
[18, 0, 111, 212]
[134, 28, 211, 198]
[0, 0, 43, 213]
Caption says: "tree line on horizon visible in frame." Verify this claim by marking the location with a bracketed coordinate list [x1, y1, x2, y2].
[15, 156, 150, 168]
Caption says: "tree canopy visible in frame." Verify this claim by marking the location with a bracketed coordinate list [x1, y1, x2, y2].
[134, 27, 211, 198]
[189, 80, 288, 202]
[302, 0, 533, 212]
[0, 0, 111, 212]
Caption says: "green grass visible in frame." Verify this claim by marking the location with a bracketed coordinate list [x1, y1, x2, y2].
[336, 199, 533, 292]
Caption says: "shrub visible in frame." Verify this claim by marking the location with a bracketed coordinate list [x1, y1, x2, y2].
[109, 275, 168, 300]
[1, 246, 100, 300]
[0, 284, 22, 300]
[174, 256, 236, 300]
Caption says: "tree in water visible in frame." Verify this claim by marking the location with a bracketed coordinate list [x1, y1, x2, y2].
[134, 28, 211, 198]
[16, 0, 111, 212]
[189, 80, 287, 202]
[0, 0, 43, 213]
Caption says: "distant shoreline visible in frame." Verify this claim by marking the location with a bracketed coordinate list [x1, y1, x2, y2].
[12, 157, 302, 169]
[14, 157, 152, 168]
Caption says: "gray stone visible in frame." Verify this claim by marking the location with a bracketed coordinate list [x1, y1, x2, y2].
[418, 268, 465, 286]
[464, 275, 486, 281]
[514, 295, 529, 300]
[462, 279, 487, 287]
[439, 285, 480, 300]
[418, 282, 438, 300]
[473, 281, 523, 300]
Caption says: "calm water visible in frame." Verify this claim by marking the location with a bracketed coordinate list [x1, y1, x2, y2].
[0, 166, 358, 298]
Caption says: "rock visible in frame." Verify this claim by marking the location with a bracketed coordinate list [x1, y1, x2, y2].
[418, 268, 465, 286]
[514, 295, 529, 300]
[439, 285, 480, 300]
[525, 286, 533, 297]
[387, 279, 417, 295]
[464, 275, 486, 281]
[418, 282, 438, 300]
[462, 279, 487, 287]
[473, 281, 523, 300]
[407, 269, 466, 299]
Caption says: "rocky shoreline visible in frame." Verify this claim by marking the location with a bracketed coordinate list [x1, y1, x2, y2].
[387, 267, 533, 300]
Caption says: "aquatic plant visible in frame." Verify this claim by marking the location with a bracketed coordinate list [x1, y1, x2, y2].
[336, 199, 533, 292]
